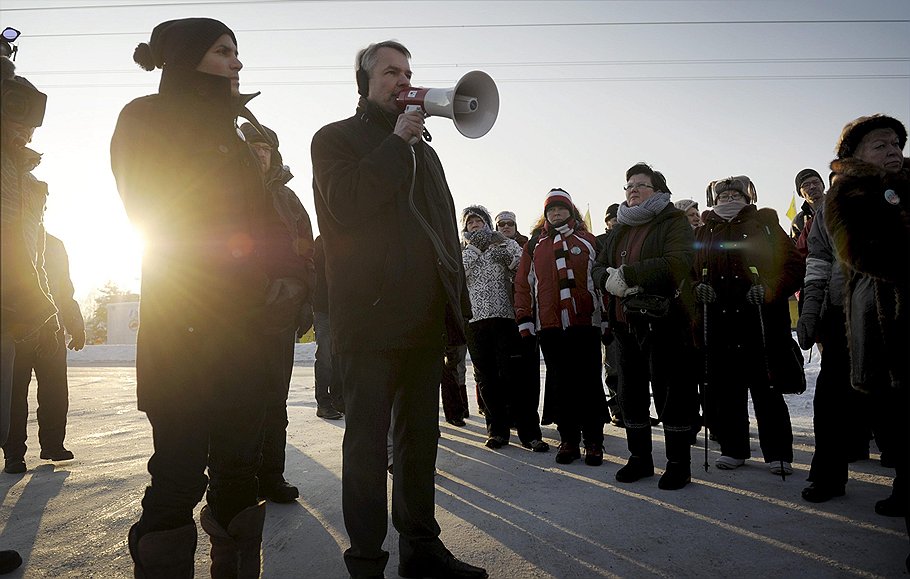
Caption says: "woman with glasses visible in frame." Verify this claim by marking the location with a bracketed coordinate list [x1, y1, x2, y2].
[693, 176, 803, 477]
[592, 162, 697, 490]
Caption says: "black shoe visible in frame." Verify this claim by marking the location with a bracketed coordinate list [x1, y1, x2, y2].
[658, 462, 691, 490]
[555, 443, 581, 464]
[398, 551, 488, 579]
[316, 406, 344, 420]
[446, 418, 467, 427]
[3, 459, 25, 474]
[40, 447, 74, 461]
[615, 455, 654, 483]
[584, 444, 604, 466]
[484, 435, 508, 449]
[260, 479, 299, 503]
[610, 415, 625, 428]
[521, 439, 550, 453]
[875, 494, 908, 517]
[0, 550, 23, 574]
[880, 451, 895, 469]
[801, 483, 846, 503]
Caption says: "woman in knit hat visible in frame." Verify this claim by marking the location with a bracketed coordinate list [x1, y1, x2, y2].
[825, 114, 908, 530]
[592, 162, 697, 490]
[674, 199, 702, 229]
[693, 175, 803, 477]
[111, 18, 301, 577]
[462, 205, 548, 451]
[514, 189, 606, 465]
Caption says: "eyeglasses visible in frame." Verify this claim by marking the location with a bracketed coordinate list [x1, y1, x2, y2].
[799, 178, 823, 190]
[716, 191, 745, 202]
[497, 221, 516, 227]
[624, 182, 654, 192]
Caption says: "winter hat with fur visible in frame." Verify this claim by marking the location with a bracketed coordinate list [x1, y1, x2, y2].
[835, 114, 907, 159]
[1, 56, 47, 127]
[462, 205, 493, 231]
[711, 176, 757, 204]
[133, 18, 236, 71]
[544, 188, 572, 212]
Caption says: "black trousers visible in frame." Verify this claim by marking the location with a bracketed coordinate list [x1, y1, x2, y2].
[615, 322, 695, 462]
[338, 346, 447, 577]
[439, 343, 468, 422]
[538, 326, 605, 447]
[467, 318, 541, 443]
[706, 353, 793, 463]
[138, 335, 268, 533]
[3, 330, 69, 461]
[808, 307, 872, 486]
[258, 328, 296, 485]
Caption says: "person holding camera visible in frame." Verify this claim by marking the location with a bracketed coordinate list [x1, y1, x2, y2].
[1, 50, 55, 577]
[311, 40, 486, 579]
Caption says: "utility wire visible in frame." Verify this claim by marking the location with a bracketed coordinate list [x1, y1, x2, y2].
[33, 73, 910, 89]
[21, 56, 910, 76]
[6, 19, 909, 38]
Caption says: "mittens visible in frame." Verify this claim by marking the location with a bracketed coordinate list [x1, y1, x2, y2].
[467, 228, 494, 252]
[746, 284, 766, 305]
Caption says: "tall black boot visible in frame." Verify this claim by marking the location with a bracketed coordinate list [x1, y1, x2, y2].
[200, 501, 266, 579]
[659, 428, 692, 490]
[128, 521, 197, 579]
[615, 427, 654, 483]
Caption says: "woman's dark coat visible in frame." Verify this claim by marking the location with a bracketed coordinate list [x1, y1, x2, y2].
[110, 67, 304, 412]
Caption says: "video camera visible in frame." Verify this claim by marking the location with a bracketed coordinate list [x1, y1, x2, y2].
[1, 26, 47, 127]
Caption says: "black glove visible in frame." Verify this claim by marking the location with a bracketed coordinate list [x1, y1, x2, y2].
[488, 244, 512, 267]
[694, 283, 717, 304]
[746, 284, 766, 305]
[796, 312, 818, 351]
[67, 329, 86, 351]
[36, 323, 60, 359]
[467, 228, 494, 252]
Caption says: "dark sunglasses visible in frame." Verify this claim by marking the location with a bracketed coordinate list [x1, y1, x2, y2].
[497, 221, 516, 227]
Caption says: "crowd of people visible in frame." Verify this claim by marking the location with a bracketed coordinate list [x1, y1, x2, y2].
[1, 16, 907, 579]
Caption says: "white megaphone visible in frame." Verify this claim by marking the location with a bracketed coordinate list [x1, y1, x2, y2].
[396, 70, 499, 139]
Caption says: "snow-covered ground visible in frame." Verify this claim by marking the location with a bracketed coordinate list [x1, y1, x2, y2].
[1, 344, 906, 578]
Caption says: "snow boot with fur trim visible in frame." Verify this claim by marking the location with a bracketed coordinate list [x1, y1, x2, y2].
[200, 501, 266, 579]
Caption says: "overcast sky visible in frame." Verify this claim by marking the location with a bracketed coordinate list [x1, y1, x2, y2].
[2, 0, 908, 302]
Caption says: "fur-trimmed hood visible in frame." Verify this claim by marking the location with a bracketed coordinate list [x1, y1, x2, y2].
[826, 156, 909, 283]
[461, 204, 493, 231]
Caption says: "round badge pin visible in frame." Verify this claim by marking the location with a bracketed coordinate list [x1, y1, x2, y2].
[884, 189, 900, 205]
[570, 246, 582, 255]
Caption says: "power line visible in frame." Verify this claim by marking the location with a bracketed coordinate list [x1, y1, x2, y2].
[8, 19, 910, 38]
[33, 73, 910, 89]
[20, 57, 910, 76]
[1, 0, 322, 10]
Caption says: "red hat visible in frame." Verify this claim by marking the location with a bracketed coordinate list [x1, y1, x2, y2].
[544, 188, 572, 212]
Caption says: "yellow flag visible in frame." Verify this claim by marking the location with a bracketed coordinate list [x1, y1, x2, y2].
[584, 205, 593, 231]
[786, 194, 797, 221]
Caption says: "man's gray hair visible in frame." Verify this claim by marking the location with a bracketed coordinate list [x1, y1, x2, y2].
[356, 40, 410, 77]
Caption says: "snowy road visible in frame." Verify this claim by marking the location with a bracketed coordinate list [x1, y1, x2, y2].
[1, 360, 906, 578]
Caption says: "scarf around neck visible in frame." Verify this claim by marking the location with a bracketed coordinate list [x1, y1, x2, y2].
[545, 217, 578, 328]
[712, 200, 749, 221]
[617, 192, 671, 226]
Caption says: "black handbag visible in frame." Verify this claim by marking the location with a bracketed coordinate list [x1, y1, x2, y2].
[767, 337, 807, 395]
[620, 293, 670, 321]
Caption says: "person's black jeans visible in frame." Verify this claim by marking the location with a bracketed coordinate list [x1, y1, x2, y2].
[313, 311, 343, 411]
[337, 346, 446, 578]
[3, 331, 71, 460]
[258, 328, 297, 485]
[137, 336, 269, 533]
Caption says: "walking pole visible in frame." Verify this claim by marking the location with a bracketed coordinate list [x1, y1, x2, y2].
[702, 268, 710, 473]
[749, 266, 786, 482]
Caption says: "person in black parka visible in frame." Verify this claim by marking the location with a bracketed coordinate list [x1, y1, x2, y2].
[111, 18, 305, 577]
[693, 176, 804, 477]
[310, 40, 485, 579]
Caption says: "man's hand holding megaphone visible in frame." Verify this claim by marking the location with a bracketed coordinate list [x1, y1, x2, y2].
[394, 109, 425, 146]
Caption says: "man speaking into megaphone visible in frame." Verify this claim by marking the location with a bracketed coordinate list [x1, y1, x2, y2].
[311, 41, 488, 579]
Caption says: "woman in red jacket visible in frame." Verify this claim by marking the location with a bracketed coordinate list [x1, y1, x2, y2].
[514, 189, 607, 465]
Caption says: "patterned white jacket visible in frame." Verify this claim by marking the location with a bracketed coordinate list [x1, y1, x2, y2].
[462, 236, 523, 323]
